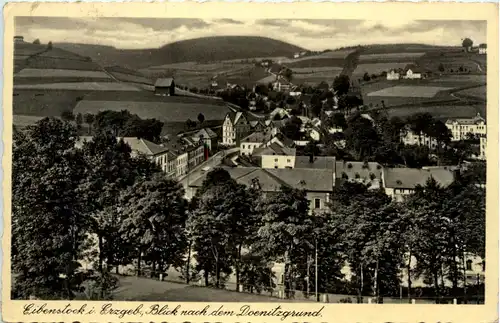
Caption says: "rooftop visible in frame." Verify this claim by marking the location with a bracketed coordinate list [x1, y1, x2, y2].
[155, 78, 174, 88]
[253, 142, 296, 156]
[445, 113, 485, 125]
[189, 166, 334, 192]
[383, 168, 455, 189]
[294, 156, 335, 170]
[241, 131, 273, 143]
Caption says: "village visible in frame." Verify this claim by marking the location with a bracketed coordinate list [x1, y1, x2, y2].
[11, 19, 487, 305]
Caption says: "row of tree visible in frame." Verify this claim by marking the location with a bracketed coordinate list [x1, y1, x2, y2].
[12, 117, 486, 302]
[60, 110, 164, 143]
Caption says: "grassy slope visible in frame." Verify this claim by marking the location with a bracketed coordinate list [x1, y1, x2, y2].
[56, 36, 305, 70]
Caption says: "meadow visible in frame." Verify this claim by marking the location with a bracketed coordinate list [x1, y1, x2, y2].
[359, 52, 425, 63]
[367, 85, 454, 98]
[352, 63, 411, 77]
[73, 100, 230, 123]
[13, 89, 92, 116]
[15, 68, 111, 79]
[14, 82, 142, 91]
[290, 66, 344, 73]
[284, 58, 345, 68]
[26, 57, 104, 71]
[108, 71, 154, 85]
[454, 85, 487, 101]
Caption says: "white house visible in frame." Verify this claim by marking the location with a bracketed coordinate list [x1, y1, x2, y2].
[445, 113, 486, 141]
[480, 135, 487, 160]
[403, 65, 423, 79]
[382, 168, 455, 202]
[254, 143, 296, 169]
[239, 131, 273, 156]
[401, 127, 438, 149]
[386, 70, 400, 80]
[479, 44, 487, 55]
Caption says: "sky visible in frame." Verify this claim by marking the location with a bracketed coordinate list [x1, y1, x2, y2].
[15, 17, 487, 51]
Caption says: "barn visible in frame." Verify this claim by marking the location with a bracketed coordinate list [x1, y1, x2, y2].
[154, 77, 175, 96]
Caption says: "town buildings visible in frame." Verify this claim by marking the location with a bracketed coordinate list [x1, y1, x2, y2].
[239, 130, 274, 156]
[154, 78, 175, 96]
[386, 69, 400, 80]
[445, 113, 486, 141]
[400, 127, 438, 149]
[479, 43, 487, 55]
[382, 167, 455, 202]
[255, 143, 297, 169]
[403, 65, 424, 79]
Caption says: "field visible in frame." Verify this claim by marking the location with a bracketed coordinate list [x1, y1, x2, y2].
[428, 75, 486, 84]
[284, 58, 345, 68]
[13, 77, 115, 85]
[367, 85, 454, 98]
[26, 56, 104, 71]
[384, 103, 485, 121]
[290, 66, 344, 73]
[361, 44, 456, 54]
[15, 68, 111, 79]
[280, 50, 354, 64]
[74, 100, 230, 123]
[14, 82, 142, 91]
[454, 85, 487, 101]
[13, 115, 50, 128]
[14, 42, 47, 56]
[108, 71, 154, 85]
[13, 89, 93, 116]
[353, 63, 411, 77]
[358, 52, 425, 63]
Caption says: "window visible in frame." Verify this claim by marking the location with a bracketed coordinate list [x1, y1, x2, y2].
[242, 145, 245, 149]
[314, 199, 321, 209]
[287, 159, 291, 163]
[275, 158, 278, 162]
[466, 259, 473, 271]
[482, 261, 485, 272]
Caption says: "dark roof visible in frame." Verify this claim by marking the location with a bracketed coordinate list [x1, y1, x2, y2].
[335, 161, 383, 188]
[195, 128, 218, 139]
[241, 131, 273, 143]
[383, 168, 455, 189]
[294, 156, 335, 170]
[252, 142, 296, 156]
[189, 166, 334, 192]
[155, 78, 174, 87]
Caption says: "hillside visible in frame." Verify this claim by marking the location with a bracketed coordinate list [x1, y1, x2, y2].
[56, 36, 305, 69]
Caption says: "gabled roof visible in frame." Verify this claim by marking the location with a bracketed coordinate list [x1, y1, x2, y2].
[189, 166, 334, 192]
[294, 156, 335, 170]
[154, 78, 174, 87]
[241, 131, 273, 143]
[445, 113, 485, 125]
[479, 43, 487, 48]
[253, 142, 296, 157]
[120, 137, 169, 155]
[335, 161, 383, 188]
[194, 128, 218, 139]
[383, 168, 455, 189]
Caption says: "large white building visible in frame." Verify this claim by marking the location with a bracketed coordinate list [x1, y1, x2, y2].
[400, 127, 438, 149]
[445, 113, 486, 141]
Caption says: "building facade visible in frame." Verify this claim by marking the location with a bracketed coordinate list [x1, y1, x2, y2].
[445, 113, 486, 141]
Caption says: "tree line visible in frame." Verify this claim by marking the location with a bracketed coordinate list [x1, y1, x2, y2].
[12, 117, 485, 303]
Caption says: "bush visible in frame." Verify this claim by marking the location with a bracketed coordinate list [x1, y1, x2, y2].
[339, 297, 352, 303]
[347, 163, 352, 169]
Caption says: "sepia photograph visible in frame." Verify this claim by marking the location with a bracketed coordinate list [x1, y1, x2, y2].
[5, 4, 495, 312]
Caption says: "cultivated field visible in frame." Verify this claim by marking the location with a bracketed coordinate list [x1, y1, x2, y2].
[13, 77, 115, 85]
[13, 89, 91, 116]
[290, 66, 344, 73]
[352, 63, 411, 77]
[280, 49, 354, 64]
[108, 71, 154, 85]
[428, 75, 486, 84]
[15, 68, 111, 79]
[26, 57, 104, 71]
[13, 115, 50, 128]
[14, 43, 47, 56]
[284, 58, 345, 68]
[74, 100, 230, 123]
[14, 82, 142, 91]
[359, 52, 425, 63]
[384, 103, 486, 121]
[454, 85, 487, 101]
[367, 85, 454, 98]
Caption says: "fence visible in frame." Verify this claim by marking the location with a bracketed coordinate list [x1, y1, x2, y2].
[121, 267, 484, 304]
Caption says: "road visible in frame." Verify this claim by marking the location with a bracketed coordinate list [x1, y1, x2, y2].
[179, 147, 240, 196]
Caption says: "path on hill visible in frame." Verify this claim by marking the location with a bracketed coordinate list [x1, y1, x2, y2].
[340, 48, 363, 78]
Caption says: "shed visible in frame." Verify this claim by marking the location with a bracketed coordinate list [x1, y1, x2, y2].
[154, 78, 175, 96]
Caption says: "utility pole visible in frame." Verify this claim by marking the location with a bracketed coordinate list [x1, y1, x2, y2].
[315, 237, 318, 302]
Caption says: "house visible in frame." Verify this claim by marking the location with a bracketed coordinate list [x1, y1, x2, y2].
[386, 69, 400, 80]
[335, 161, 383, 189]
[221, 111, 249, 146]
[14, 36, 24, 43]
[273, 77, 292, 92]
[192, 128, 218, 152]
[75, 136, 176, 178]
[403, 64, 423, 79]
[309, 126, 321, 141]
[480, 135, 487, 160]
[479, 43, 487, 55]
[293, 53, 300, 59]
[263, 132, 295, 149]
[154, 78, 175, 96]
[294, 156, 336, 171]
[400, 126, 438, 149]
[382, 168, 455, 202]
[445, 113, 487, 141]
[240, 130, 274, 156]
[188, 166, 334, 213]
[253, 143, 296, 169]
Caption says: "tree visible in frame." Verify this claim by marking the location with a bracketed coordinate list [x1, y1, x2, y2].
[332, 113, 347, 129]
[282, 68, 293, 82]
[407, 113, 435, 145]
[84, 113, 94, 135]
[198, 113, 205, 124]
[256, 185, 314, 298]
[48, 41, 53, 50]
[363, 73, 371, 82]
[462, 38, 473, 52]
[32, 39, 41, 45]
[344, 115, 380, 160]
[281, 116, 303, 140]
[119, 174, 188, 278]
[438, 63, 445, 72]
[332, 75, 350, 96]
[12, 118, 87, 299]
[75, 113, 83, 131]
[186, 119, 197, 129]
[61, 110, 75, 122]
